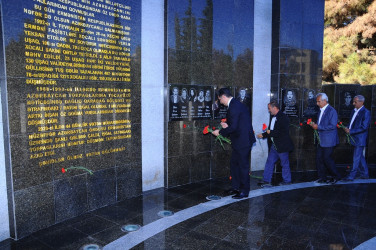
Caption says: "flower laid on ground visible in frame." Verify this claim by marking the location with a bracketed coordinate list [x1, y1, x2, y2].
[337, 121, 356, 145]
[203, 125, 231, 149]
[221, 118, 227, 123]
[183, 124, 187, 128]
[61, 166, 93, 175]
[306, 118, 320, 144]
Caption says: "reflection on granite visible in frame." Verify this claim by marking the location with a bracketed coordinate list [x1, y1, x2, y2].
[191, 51, 212, 84]
[168, 49, 192, 84]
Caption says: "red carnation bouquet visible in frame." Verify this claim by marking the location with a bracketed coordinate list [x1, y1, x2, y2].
[337, 121, 356, 145]
[203, 118, 231, 149]
[307, 118, 320, 144]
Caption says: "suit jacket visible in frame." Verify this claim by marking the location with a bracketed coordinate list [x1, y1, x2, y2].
[349, 106, 371, 146]
[317, 105, 339, 147]
[220, 98, 256, 150]
[262, 111, 294, 153]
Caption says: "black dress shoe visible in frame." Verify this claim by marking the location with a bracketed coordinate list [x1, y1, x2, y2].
[232, 192, 248, 199]
[227, 189, 240, 196]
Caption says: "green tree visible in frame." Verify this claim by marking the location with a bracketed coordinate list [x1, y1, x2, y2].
[323, 0, 376, 84]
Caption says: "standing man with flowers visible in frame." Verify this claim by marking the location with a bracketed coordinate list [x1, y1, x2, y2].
[256, 101, 294, 187]
[342, 95, 371, 181]
[212, 88, 256, 199]
[309, 93, 341, 184]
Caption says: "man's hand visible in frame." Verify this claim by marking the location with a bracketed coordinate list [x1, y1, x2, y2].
[212, 129, 220, 136]
[257, 133, 263, 139]
[309, 121, 318, 130]
[220, 122, 228, 129]
[344, 128, 350, 134]
[266, 130, 271, 134]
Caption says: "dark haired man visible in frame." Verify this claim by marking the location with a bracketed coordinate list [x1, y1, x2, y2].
[212, 88, 256, 199]
[257, 101, 294, 187]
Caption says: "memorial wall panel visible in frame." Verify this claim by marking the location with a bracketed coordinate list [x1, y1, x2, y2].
[1, 0, 141, 238]
[272, 0, 324, 172]
[167, 0, 254, 187]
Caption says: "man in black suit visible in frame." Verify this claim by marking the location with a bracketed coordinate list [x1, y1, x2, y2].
[257, 101, 294, 187]
[212, 88, 256, 199]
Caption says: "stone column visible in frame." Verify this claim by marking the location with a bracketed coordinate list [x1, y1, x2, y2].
[141, 0, 165, 191]
[251, 0, 273, 171]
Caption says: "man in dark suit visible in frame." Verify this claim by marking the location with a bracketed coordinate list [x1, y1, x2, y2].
[309, 93, 341, 184]
[212, 88, 256, 199]
[342, 95, 371, 181]
[256, 101, 294, 187]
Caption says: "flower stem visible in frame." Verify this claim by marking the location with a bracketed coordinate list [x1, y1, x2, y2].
[65, 166, 93, 175]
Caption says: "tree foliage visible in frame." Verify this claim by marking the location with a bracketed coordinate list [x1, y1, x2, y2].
[323, 0, 376, 85]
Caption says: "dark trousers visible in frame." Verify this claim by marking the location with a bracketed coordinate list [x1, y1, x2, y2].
[230, 147, 251, 193]
[263, 147, 291, 183]
[348, 146, 369, 179]
[316, 145, 340, 180]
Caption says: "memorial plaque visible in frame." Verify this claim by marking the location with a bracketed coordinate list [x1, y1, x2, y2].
[281, 88, 299, 117]
[339, 90, 356, 118]
[169, 85, 213, 120]
[213, 86, 231, 119]
[302, 88, 319, 118]
[2, 0, 141, 172]
[234, 87, 252, 116]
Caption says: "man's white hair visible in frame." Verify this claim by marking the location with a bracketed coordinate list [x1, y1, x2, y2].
[316, 93, 328, 102]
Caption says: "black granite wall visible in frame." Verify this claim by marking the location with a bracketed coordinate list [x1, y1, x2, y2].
[271, 0, 325, 171]
[167, 0, 254, 187]
[0, 0, 141, 238]
[322, 84, 376, 167]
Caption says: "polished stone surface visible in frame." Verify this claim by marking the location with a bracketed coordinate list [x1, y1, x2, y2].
[166, 0, 255, 186]
[2, 170, 376, 249]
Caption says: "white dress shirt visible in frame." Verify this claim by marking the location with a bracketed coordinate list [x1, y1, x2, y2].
[227, 97, 233, 108]
[270, 116, 277, 130]
[318, 104, 329, 125]
[349, 106, 363, 129]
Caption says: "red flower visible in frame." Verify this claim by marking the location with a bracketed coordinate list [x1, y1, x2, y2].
[221, 118, 227, 123]
[183, 124, 187, 128]
[336, 124, 340, 128]
[229, 176, 232, 180]
[203, 125, 210, 134]
[61, 168, 66, 173]
[339, 121, 343, 125]
[262, 123, 267, 131]
[299, 123, 303, 126]
[307, 118, 312, 125]
[212, 127, 216, 130]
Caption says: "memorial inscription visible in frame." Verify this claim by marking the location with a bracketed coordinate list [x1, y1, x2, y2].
[13, 0, 136, 167]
